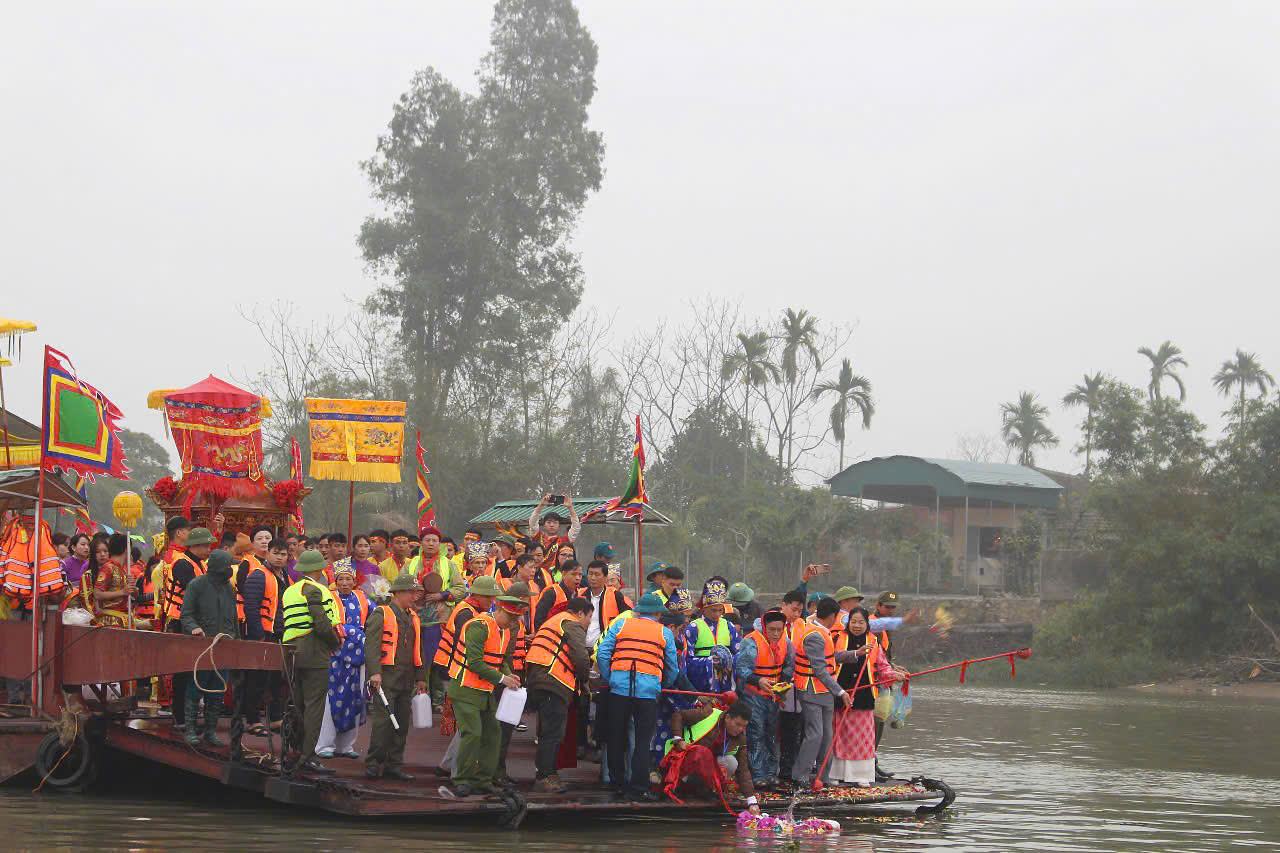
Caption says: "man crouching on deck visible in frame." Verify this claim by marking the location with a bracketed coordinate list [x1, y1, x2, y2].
[665, 701, 761, 814]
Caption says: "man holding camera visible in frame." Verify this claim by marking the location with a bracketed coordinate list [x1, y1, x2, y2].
[528, 490, 581, 575]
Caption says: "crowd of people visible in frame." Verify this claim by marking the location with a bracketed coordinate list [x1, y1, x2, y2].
[35, 494, 914, 808]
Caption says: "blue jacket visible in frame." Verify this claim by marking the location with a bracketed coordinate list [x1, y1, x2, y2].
[596, 614, 680, 699]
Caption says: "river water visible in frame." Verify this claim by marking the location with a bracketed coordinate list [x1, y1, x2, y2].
[4, 685, 1278, 851]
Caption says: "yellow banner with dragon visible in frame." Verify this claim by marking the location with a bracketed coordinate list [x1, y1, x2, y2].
[304, 398, 406, 483]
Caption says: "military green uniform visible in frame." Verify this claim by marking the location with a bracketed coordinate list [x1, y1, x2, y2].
[364, 602, 426, 774]
[285, 574, 340, 763]
[448, 618, 514, 791]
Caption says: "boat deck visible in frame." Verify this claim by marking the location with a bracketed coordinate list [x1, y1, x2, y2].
[102, 714, 947, 820]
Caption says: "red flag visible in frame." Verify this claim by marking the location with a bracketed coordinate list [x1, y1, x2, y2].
[41, 346, 129, 482]
[415, 431, 435, 530]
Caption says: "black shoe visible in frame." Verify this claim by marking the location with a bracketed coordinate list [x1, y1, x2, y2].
[433, 765, 451, 778]
[385, 768, 415, 782]
[628, 789, 661, 803]
[302, 759, 335, 775]
[365, 767, 383, 779]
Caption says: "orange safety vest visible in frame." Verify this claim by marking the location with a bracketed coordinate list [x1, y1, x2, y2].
[785, 616, 806, 646]
[235, 556, 281, 635]
[525, 610, 579, 691]
[433, 598, 480, 669]
[535, 582, 572, 629]
[346, 588, 370, 626]
[609, 616, 666, 678]
[132, 561, 154, 620]
[0, 517, 64, 605]
[498, 577, 540, 673]
[448, 612, 509, 692]
[377, 604, 423, 667]
[793, 619, 837, 694]
[163, 555, 205, 622]
[744, 629, 786, 692]
[592, 588, 630, 634]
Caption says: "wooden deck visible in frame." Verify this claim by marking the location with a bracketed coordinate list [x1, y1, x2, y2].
[100, 714, 947, 821]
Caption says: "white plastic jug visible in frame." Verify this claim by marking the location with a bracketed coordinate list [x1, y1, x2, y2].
[412, 692, 433, 728]
[495, 687, 527, 726]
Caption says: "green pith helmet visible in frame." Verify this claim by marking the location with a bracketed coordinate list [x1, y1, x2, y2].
[296, 550, 326, 574]
[469, 575, 502, 597]
[389, 573, 422, 593]
[185, 527, 215, 547]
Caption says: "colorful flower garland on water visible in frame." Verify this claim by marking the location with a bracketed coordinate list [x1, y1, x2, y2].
[737, 811, 841, 835]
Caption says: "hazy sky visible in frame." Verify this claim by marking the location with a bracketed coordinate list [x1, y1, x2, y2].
[3, 1, 1278, 479]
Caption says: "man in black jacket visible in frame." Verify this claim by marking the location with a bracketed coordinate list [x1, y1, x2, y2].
[179, 550, 238, 747]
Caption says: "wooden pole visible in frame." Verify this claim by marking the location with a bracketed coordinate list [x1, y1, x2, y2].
[30, 347, 51, 717]
[346, 481, 355, 545]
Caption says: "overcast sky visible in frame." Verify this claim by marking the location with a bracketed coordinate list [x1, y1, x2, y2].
[3, 1, 1277, 480]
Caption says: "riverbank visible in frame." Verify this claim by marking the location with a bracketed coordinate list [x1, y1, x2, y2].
[1125, 677, 1280, 702]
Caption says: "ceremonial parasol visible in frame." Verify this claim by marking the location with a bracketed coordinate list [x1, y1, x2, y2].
[148, 376, 273, 509]
[0, 317, 38, 471]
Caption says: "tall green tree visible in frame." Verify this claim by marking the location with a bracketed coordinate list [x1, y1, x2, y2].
[1212, 349, 1275, 437]
[359, 0, 604, 438]
[1000, 392, 1058, 467]
[813, 358, 874, 471]
[84, 429, 173, 533]
[1062, 372, 1107, 478]
[1138, 340, 1188, 401]
[721, 331, 779, 481]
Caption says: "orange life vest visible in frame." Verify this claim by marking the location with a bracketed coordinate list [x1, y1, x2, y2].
[235, 556, 280, 635]
[378, 604, 423, 667]
[592, 588, 630, 634]
[609, 616, 666, 678]
[498, 577, 540, 673]
[433, 597, 480, 669]
[0, 516, 64, 605]
[132, 560, 154, 620]
[345, 588, 370, 626]
[793, 620, 837, 694]
[163, 555, 205, 621]
[535, 582, 571, 629]
[448, 612, 509, 692]
[525, 610, 579, 691]
[744, 629, 787, 695]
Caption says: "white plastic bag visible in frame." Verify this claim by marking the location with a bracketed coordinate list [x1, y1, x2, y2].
[412, 692, 433, 728]
[62, 607, 94, 626]
[495, 687, 527, 726]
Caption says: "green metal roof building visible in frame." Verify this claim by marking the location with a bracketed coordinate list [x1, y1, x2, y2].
[827, 456, 1065, 592]
[827, 456, 1064, 510]
[469, 497, 671, 528]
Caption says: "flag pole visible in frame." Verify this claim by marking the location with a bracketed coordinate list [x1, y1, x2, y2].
[30, 346, 51, 717]
[347, 481, 355, 545]
[633, 516, 643, 597]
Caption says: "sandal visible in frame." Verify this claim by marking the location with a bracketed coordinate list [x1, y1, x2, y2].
[246, 723, 269, 737]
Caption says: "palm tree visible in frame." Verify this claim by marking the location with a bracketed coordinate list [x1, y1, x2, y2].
[721, 330, 779, 480]
[1062, 372, 1107, 478]
[812, 358, 874, 471]
[1000, 392, 1058, 467]
[1138, 340, 1188, 401]
[1212, 349, 1275, 436]
[777, 308, 821, 470]
[779, 308, 820, 385]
